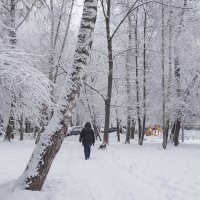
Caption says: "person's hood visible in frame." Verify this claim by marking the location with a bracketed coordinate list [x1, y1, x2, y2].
[85, 122, 91, 128]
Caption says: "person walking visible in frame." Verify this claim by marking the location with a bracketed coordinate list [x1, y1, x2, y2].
[79, 122, 95, 160]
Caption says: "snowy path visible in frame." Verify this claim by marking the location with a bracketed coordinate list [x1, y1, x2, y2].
[0, 134, 200, 200]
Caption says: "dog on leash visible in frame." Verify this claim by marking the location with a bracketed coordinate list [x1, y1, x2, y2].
[98, 144, 107, 150]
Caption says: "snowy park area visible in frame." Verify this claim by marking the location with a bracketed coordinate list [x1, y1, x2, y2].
[0, 132, 200, 200]
[1, 1, 200, 198]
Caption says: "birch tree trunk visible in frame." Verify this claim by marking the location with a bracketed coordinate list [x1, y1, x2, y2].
[134, 8, 142, 144]
[49, 0, 55, 81]
[4, 0, 16, 142]
[53, 0, 65, 49]
[15, 0, 98, 191]
[173, 0, 187, 146]
[125, 16, 132, 144]
[165, 3, 173, 143]
[139, 9, 147, 146]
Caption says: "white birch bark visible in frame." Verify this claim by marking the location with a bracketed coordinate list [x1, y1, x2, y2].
[125, 15, 132, 144]
[15, 0, 98, 191]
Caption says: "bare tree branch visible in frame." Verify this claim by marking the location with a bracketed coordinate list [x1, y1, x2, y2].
[14, 0, 21, 6]
[15, 0, 37, 30]
[2, 5, 10, 12]
[100, 0, 107, 19]
[42, 0, 50, 11]
[110, 0, 152, 40]
[153, 0, 192, 9]
[83, 82, 106, 102]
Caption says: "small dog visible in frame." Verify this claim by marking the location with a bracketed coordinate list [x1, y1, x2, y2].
[98, 144, 107, 150]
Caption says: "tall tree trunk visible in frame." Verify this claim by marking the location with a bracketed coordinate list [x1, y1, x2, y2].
[134, 8, 142, 143]
[161, 0, 167, 149]
[173, 0, 187, 146]
[49, 0, 55, 81]
[15, 0, 98, 191]
[165, 3, 173, 144]
[139, 9, 147, 146]
[53, 0, 65, 49]
[103, 0, 113, 144]
[4, 0, 16, 142]
[125, 16, 132, 144]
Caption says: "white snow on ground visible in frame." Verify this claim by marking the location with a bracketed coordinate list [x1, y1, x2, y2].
[0, 131, 200, 200]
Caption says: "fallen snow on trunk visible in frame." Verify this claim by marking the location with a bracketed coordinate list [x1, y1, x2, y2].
[0, 133, 200, 200]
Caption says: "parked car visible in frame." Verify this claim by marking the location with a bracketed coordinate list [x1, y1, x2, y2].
[100, 127, 120, 133]
[100, 127, 126, 133]
[109, 127, 117, 133]
[66, 126, 83, 137]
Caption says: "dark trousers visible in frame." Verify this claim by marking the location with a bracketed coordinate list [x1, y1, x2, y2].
[84, 145, 91, 160]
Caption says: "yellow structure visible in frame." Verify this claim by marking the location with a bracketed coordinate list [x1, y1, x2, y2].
[145, 124, 163, 136]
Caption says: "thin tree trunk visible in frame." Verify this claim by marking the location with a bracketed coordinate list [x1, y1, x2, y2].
[9, 0, 16, 45]
[4, 0, 16, 142]
[125, 15, 132, 144]
[116, 116, 120, 142]
[165, 3, 173, 144]
[173, 0, 187, 146]
[15, 0, 98, 191]
[131, 119, 136, 139]
[161, 0, 167, 149]
[103, 0, 113, 144]
[54, 0, 75, 84]
[165, 119, 170, 143]
[181, 119, 184, 142]
[174, 119, 181, 146]
[134, 8, 142, 143]
[49, 0, 55, 81]
[53, 0, 65, 49]
[139, 9, 147, 146]
[93, 114, 102, 141]
[19, 115, 24, 141]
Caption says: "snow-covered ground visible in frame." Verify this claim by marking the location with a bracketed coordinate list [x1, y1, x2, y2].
[0, 131, 200, 200]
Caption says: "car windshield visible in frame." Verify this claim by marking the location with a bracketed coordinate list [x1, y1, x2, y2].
[72, 127, 83, 131]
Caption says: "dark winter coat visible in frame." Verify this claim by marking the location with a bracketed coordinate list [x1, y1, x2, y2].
[79, 123, 95, 146]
